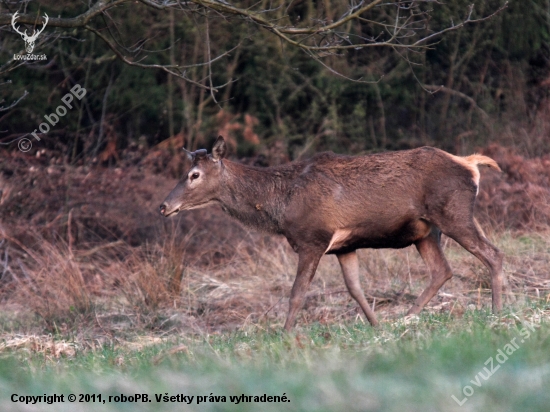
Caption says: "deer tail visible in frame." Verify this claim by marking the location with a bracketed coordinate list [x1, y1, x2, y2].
[463, 154, 501, 172]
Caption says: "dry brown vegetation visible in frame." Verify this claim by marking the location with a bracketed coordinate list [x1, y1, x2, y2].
[0, 143, 549, 338]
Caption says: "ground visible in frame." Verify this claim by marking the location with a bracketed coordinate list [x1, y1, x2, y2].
[0, 144, 549, 410]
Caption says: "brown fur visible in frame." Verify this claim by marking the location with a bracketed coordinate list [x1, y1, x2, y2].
[160, 137, 504, 330]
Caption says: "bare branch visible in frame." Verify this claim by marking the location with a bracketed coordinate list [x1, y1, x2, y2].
[303, 49, 384, 84]
[0, 0, 128, 27]
[86, 25, 232, 91]
[423, 84, 489, 118]
[0, 1, 507, 51]
[0, 90, 28, 112]
[0, 0, 507, 90]
[413, 2, 509, 46]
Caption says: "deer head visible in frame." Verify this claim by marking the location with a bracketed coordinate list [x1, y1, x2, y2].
[159, 136, 227, 217]
[11, 12, 49, 54]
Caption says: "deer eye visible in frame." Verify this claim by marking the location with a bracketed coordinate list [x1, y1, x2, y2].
[190, 172, 200, 180]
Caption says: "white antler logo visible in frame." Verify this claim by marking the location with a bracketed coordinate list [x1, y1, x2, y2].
[11, 12, 49, 54]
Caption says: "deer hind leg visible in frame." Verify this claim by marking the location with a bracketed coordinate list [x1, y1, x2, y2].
[407, 227, 454, 315]
[441, 223, 503, 313]
[430, 188, 504, 313]
[284, 250, 323, 331]
[337, 251, 378, 326]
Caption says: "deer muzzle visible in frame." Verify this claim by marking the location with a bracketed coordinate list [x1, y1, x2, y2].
[159, 203, 180, 217]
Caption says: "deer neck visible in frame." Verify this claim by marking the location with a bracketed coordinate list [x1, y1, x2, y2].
[218, 161, 290, 234]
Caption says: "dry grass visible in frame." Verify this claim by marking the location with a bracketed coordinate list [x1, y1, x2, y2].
[1, 143, 550, 336]
[0, 335, 77, 358]
[477, 144, 550, 230]
[0, 221, 549, 337]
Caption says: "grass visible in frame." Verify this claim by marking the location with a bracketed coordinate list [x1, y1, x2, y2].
[1, 207, 550, 410]
[2, 228, 550, 336]
[0, 306, 549, 411]
[3, 140, 550, 411]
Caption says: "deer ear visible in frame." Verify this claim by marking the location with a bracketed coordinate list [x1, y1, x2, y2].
[212, 136, 227, 161]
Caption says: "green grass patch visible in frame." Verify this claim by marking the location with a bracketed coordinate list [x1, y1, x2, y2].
[0, 307, 549, 411]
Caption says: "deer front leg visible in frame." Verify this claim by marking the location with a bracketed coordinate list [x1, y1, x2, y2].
[284, 250, 323, 331]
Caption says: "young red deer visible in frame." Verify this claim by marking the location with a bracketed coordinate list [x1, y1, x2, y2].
[160, 136, 503, 330]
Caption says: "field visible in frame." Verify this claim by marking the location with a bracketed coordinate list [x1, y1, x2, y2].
[0, 307, 549, 411]
[1, 145, 550, 411]
[2, 1, 550, 409]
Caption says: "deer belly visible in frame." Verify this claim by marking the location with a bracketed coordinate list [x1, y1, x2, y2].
[324, 220, 430, 253]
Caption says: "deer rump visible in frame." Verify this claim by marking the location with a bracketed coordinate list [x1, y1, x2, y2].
[160, 138, 503, 330]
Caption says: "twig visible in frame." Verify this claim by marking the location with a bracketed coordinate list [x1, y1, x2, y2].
[423, 84, 489, 119]
[86, 25, 223, 91]
[0, 90, 28, 112]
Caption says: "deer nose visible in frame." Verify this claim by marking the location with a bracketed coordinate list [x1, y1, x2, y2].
[159, 204, 167, 216]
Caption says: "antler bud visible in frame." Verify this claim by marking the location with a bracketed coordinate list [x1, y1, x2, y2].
[182, 147, 194, 161]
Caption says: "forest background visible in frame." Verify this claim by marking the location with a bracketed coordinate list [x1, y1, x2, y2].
[1, 0, 548, 164]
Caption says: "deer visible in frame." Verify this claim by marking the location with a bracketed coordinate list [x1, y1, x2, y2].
[160, 136, 503, 330]
[11, 12, 49, 54]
